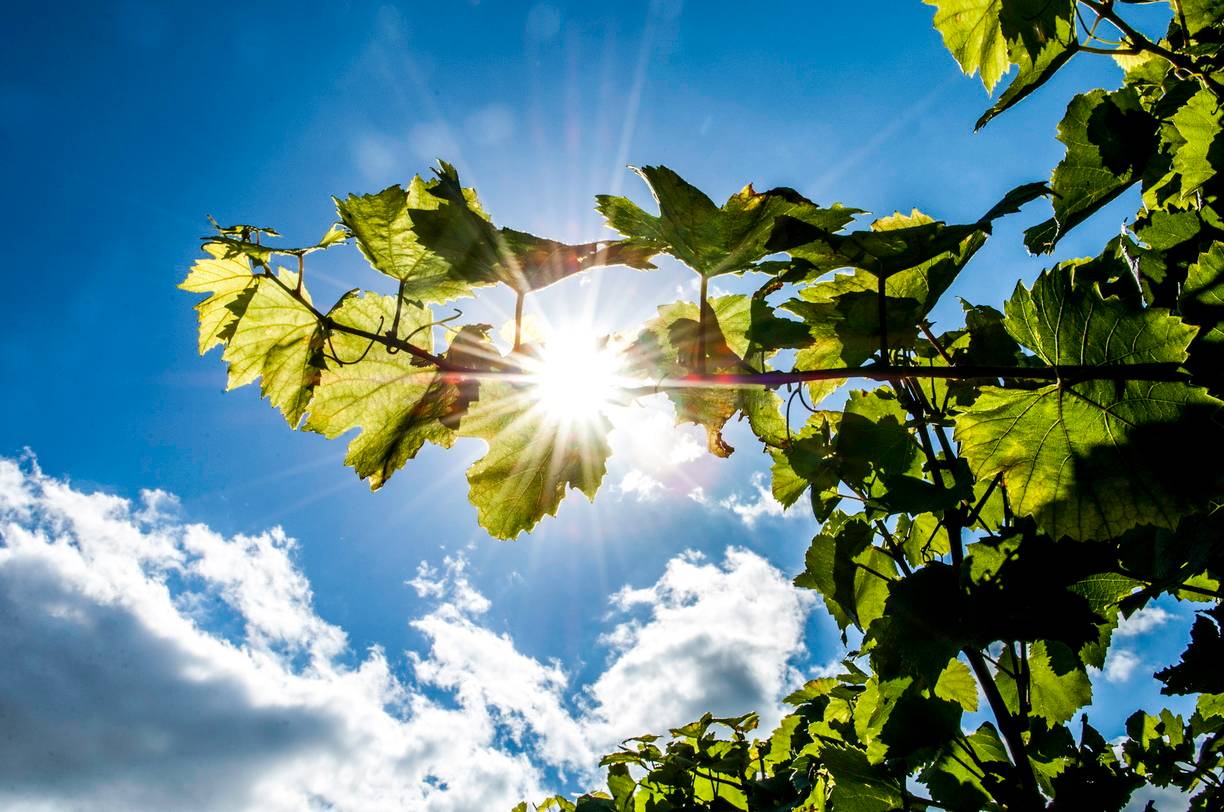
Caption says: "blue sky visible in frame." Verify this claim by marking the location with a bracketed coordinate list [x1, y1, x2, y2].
[0, 1, 1200, 809]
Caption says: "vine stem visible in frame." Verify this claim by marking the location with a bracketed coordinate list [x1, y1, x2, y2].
[427, 362, 1187, 391]
[1080, 0, 1224, 98]
[263, 270, 455, 370]
[903, 378, 1041, 804]
[264, 268, 1191, 386]
[878, 274, 889, 363]
[513, 292, 525, 352]
[919, 321, 954, 366]
[697, 275, 709, 376]
[964, 647, 1041, 799]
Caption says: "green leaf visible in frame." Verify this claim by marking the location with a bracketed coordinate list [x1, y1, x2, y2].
[1183, 241, 1224, 381]
[597, 166, 857, 277]
[779, 231, 977, 401]
[1171, 88, 1224, 201]
[925, 0, 1012, 92]
[964, 532, 1109, 655]
[409, 162, 656, 294]
[770, 449, 812, 508]
[921, 722, 1012, 810]
[631, 295, 771, 456]
[795, 512, 896, 632]
[954, 268, 1224, 540]
[179, 243, 256, 354]
[202, 220, 347, 269]
[770, 412, 840, 508]
[768, 207, 989, 283]
[976, 36, 1078, 130]
[1180, 0, 1224, 40]
[835, 389, 922, 488]
[1069, 572, 1141, 668]
[854, 677, 963, 765]
[1025, 88, 1157, 253]
[1136, 208, 1202, 251]
[784, 678, 839, 706]
[459, 381, 612, 539]
[221, 269, 325, 427]
[303, 293, 456, 489]
[867, 564, 966, 684]
[935, 658, 980, 712]
[336, 177, 479, 303]
[998, 640, 1092, 724]
[819, 744, 903, 812]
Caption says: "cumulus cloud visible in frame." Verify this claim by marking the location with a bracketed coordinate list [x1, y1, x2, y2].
[583, 548, 814, 747]
[617, 469, 665, 502]
[0, 459, 547, 811]
[1116, 606, 1172, 638]
[0, 458, 815, 811]
[718, 472, 801, 527]
[608, 400, 704, 469]
[1102, 648, 1142, 683]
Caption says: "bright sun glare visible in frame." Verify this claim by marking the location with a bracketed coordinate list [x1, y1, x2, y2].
[525, 326, 626, 423]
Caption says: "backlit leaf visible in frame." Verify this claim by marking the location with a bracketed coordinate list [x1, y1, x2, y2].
[304, 292, 456, 489]
[459, 381, 612, 539]
[955, 268, 1224, 540]
[179, 243, 256, 354]
[221, 269, 324, 427]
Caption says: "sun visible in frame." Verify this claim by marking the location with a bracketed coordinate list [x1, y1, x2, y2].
[523, 325, 627, 423]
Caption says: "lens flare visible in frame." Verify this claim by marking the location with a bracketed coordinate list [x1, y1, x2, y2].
[524, 326, 625, 423]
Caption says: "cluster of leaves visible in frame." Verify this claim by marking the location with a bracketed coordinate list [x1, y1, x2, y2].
[511, 2, 1224, 810]
[180, 1, 1224, 808]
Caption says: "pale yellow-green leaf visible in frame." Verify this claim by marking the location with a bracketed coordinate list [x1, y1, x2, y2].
[335, 176, 475, 303]
[459, 382, 612, 539]
[925, 0, 1009, 92]
[304, 292, 456, 489]
[179, 243, 256, 354]
[934, 659, 979, 712]
[955, 269, 1223, 540]
[1172, 88, 1223, 201]
[221, 270, 323, 427]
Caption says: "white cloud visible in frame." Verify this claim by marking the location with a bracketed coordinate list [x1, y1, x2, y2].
[0, 458, 817, 811]
[1125, 783, 1190, 811]
[1103, 649, 1142, 683]
[583, 547, 814, 748]
[409, 122, 461, 162]
[718, 472, 799, 527]
[1116, 606, 1172, 638]
[0, 458, 547, 812]
[353, 133, 398, 181]
[617, 469, 665, 502]
[608, 400, 704, 469]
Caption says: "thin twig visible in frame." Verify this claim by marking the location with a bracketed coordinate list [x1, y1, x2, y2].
[1081, 0, 1224, 97]
[919, 321, 955, 366]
